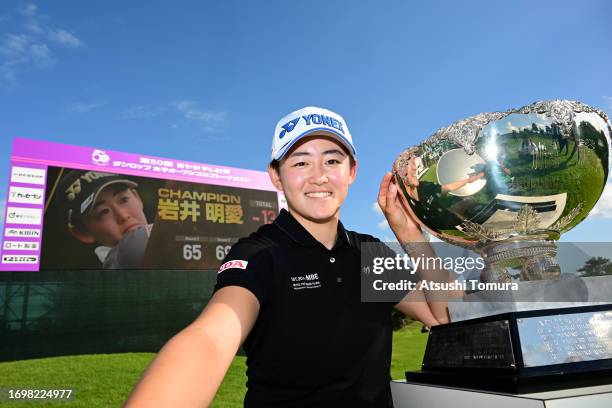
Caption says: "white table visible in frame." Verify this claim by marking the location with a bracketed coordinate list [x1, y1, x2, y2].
[391, 380, 612, 408]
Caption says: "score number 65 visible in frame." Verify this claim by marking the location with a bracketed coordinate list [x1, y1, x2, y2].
[182, 244, 232, 261]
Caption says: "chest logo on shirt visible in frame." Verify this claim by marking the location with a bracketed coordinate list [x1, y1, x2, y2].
[290, 273, 321, 290]
[218, 260, 248, 273]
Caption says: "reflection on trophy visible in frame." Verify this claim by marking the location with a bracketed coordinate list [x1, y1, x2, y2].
[391, 100, 612, 397]
[394, 100, 610, 283]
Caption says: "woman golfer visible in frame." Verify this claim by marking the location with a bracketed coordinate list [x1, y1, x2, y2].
[126, 106, 449, 407]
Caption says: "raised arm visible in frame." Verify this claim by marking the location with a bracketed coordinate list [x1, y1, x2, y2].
[394, 288, 441, 328]
[378, 172, 462, 324]
[440, 171, 484, 194]
[124, 286, 259, 407]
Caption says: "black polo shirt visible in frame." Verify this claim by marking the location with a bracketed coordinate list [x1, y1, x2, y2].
[214, 209, 395, 407]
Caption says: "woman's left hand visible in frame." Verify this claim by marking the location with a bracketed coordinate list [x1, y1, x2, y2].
[377, 172, 422, 242]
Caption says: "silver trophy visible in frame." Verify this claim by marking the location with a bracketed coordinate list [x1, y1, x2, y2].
[394, 100, 612, 392]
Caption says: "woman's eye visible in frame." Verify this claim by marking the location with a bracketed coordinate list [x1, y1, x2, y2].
[119, 196, 130, 204]
[95, 208, 110, 220]
[327, 159, 341, 165]
[293, 161, 307, 168]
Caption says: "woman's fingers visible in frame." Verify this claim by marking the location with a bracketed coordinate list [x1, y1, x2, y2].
[378, 172, 393, 211]
[386, 179, 398, 214]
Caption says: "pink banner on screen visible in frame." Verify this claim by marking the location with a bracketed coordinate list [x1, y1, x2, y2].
[11, 138, 276, 191]
[1, 138, 281, 272]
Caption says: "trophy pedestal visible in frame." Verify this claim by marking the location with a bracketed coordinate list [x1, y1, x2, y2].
[404, 367, 612, 394]
[391, 381, 612, 408]
[448, 276, 612, 322]
[405, 304, 612, 394]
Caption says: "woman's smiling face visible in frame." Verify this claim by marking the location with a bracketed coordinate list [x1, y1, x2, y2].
[81, 186, 148, 247]
[269, 136, 357, 225]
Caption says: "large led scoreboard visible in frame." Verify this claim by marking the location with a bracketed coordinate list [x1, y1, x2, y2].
[1, 138, 283, 271]
[0, 138, 283, 361]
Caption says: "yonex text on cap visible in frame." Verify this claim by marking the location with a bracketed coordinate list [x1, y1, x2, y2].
[271, 106, 356, 161]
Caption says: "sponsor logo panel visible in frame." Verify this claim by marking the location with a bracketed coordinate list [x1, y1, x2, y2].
[5, 207, 43, 225]
[3, 241, 40, 251]
[10, 166, 46, 185]
[2, 255, 39, 264]
[4, 228, 41, 238]
[8, 186, 45, 205]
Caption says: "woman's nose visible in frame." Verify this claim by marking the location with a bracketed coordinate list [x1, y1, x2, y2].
[115, 207, 131, 223]
[309, 163, 328, 184]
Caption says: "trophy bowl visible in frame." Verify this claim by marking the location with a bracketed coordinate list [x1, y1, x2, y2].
[394, 100, 612, 393]
[393, 100, 611, 283]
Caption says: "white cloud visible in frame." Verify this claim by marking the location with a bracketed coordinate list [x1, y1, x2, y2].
[121, 104, 165, 119]
[0, 34, 56, 83]
[174, 99, 196, 111]
[48, 29, 81, 48]
[185, 110, 226, 122]
[174, 100, 226, 123]
[23, 19, 42, 34]
[372, 201, 390, 229]
[0, 3, 82, 86]
[21, 4, 43, 34]
[172, 100, 227, 134]
[0, 33, 28, 57]
[67, 101, 105, 114]
[371, 201, 382, 215]
[201, 125, 224, 133]
[504, 120, 534, 133]
[505, 121, 519, 133]
[587, 182, 612, 219]
[120, 100, 228, 135]
[29, 43, 54, 67]
[21, 4, 38, 18]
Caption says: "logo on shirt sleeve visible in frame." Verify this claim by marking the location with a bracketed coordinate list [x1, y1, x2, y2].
[218, 260, 249, 273]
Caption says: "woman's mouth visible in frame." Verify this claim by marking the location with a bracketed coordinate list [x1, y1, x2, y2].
[123, 224, 143, 235]
[305, 191, 332, 198]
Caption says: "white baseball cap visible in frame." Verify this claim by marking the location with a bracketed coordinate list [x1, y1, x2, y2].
[271, 106, 356, 161]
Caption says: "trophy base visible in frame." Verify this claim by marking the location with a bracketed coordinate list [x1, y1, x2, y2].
[405, 368, 612, 394]
[409, 304, 612, 394]
[448, 276, 612, 322]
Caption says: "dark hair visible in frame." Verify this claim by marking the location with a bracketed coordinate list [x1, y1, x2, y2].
[270, 159, 281, 172]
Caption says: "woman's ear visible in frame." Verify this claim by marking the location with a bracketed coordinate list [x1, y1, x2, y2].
[68, 224, 96, 244]
[268, 164, 283, 191]
[348, 159, 358, 185]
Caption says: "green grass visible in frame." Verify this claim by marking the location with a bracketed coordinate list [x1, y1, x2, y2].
[0, 322, 427, 407]
[390, 321, 428, 379]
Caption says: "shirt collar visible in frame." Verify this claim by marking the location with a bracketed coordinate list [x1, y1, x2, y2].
[94, 246, 111, 263]
[274, 209, 349, 250]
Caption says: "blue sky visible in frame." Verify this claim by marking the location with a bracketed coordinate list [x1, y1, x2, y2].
[0, 0, 611, 241]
